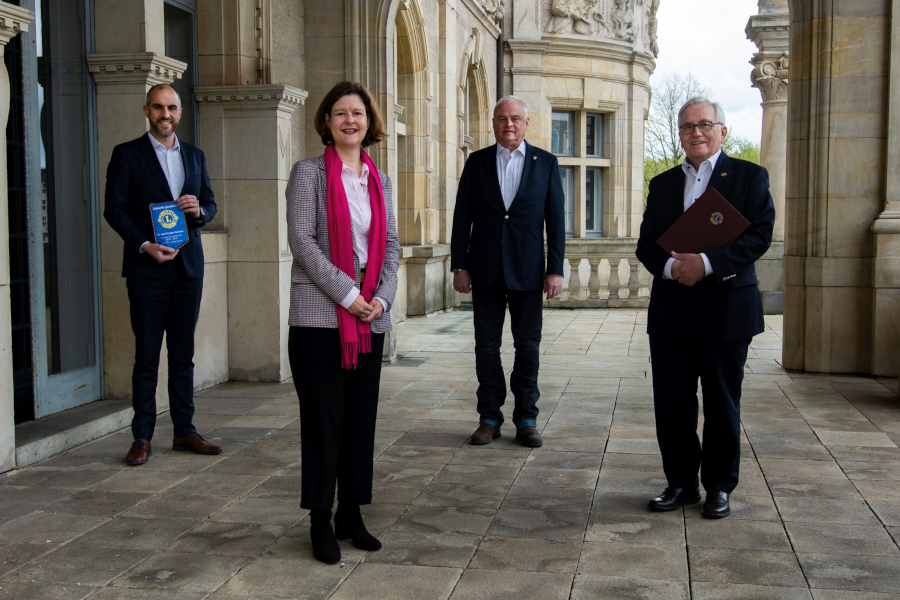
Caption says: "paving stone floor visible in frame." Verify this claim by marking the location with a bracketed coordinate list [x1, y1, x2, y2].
[1, 309, 900, 599]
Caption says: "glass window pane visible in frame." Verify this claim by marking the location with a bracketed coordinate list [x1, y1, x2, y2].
[586, 167, 603, 237]
[39, 0, 95, 374]
[551, 111, 574, 156]
[560, 166, 575, 237]
[586, 113, 603, 157]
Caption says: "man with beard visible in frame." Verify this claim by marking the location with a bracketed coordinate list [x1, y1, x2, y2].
[104, 84, 222, 466]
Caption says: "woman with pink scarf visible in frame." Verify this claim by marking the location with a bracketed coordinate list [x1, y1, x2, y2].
[285, 82, 400, 564]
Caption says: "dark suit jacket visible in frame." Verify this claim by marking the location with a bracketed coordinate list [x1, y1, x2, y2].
[636, 152, 775, 342]
[104, 134, 216, 279]
[451, 142, 565, 291]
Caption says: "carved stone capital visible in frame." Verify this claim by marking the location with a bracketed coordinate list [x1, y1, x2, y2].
[0, 3, 33, 47]
[194, 84, 308, 114]
[87, 53, 186, 86]
[751, 53, 789, 103]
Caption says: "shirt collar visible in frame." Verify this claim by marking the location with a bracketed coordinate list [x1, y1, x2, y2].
[341, 161, 370, 181]
[497, 140, 527, 157]
[682, 149, 721, 175]
[147, 131, 180, 152]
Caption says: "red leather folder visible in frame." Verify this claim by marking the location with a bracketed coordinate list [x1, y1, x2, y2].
[656, 187, 750, 254]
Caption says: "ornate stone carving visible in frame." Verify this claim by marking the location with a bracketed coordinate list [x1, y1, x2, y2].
[479, 0, 505, 24]
[610, 0, 636, 42]
[750, 52, 789, 102]
[539, 0, 658, 55]
[545, 0, 605, 36]
[646, 0, 660, 57]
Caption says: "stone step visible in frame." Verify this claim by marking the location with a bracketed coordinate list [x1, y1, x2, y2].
[13, 400, 132, 468]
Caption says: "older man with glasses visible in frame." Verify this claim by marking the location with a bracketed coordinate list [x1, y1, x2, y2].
[635, 97, 775, 518]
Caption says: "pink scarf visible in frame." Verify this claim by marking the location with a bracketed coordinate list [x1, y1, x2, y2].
[325, 144, 387, 369]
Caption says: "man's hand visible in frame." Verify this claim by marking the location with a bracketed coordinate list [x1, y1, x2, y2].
[359, 299, 384, 323]
[670, 251, 706, 287]
[346, 295, 374, 319]
[144, 243, 179, 264]
[176, 194, 202, 220]
[453, 270, 472, 294]
[544, 274, 563, 299]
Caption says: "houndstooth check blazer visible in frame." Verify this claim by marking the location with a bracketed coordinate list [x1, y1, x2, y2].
[285, 154, 400, 333]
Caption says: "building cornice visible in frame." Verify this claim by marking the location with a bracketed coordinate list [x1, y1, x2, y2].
[0, 3, 33, 46]
[194, 84, 308, 113]
[86, 53, 186, 85]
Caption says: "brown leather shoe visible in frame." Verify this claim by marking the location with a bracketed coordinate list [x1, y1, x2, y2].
[516, 426, 543, 448]
[125, 439, 152, 466]
[470, 424, 501, 445]
[172, 432, 223, 455]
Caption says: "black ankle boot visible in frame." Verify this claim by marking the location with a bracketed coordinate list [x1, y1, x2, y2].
[309, 509, 340, 564]
[334, 503, 382, 551]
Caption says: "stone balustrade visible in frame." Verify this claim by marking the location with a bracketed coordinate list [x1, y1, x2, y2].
[547, 238, 651, 309]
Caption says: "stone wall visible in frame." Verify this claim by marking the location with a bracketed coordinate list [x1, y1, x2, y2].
[783, 0, 899, 376]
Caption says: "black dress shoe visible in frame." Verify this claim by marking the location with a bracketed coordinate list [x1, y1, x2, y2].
[648, 486, 702, 511]
[701, 491, 731, 518]
[309, 510, 341, 564]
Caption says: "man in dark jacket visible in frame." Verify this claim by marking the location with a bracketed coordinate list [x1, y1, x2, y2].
[451, 96, 565, 448]
[636, 97, 775, 518]
[104, 84, 222, 466]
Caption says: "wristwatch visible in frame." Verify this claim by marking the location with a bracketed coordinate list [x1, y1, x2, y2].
[452, 268, 462, 274]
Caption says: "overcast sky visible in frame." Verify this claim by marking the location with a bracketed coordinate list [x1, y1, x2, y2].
[652, 0, 764, 143]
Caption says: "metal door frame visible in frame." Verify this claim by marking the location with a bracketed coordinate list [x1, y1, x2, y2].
[21, 0, 103, 418]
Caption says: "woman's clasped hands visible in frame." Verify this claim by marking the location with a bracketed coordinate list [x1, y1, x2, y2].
[347, 295, 383, 323]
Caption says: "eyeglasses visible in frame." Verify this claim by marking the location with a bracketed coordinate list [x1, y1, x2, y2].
[678, 120, 723, 135]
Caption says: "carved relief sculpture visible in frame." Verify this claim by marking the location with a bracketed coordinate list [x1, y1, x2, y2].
[480, 0, 505, 24]
[544, 0, 605, 36]
[646, 0, 659, 57]
[611, 0, 636, 42]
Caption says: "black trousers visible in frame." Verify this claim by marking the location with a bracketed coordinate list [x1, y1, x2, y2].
[126, 259, 203, 441]
[289, 326, 385, 511]
[649, 329, 750, 494]
[471, 270, 543, 429]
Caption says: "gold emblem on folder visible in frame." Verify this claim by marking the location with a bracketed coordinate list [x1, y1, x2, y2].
[710, 212, 724, 226]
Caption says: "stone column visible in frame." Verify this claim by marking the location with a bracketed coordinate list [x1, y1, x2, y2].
[0, 2, 34, 472]
[782, 1, 895, 375]
[869, 0, 900, 377]
[747, 2, 789, 315]
[195, 85, 306, 382]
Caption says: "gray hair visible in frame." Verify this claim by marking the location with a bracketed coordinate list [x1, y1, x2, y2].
[493, 95, 528, 117]
[677, 97, 725, 125]
[145, 84, 182, 109]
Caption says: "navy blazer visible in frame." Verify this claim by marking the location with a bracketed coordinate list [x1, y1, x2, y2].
[636, 152, 775, 342]
[451, 142, 565, 291]
[104, 134, 217, 280]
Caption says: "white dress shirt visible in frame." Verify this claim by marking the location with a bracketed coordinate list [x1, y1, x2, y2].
[662, 149, 721, 280]
[141, 132, 186, 252]
[497, 141, 526, 210]
[337, 161, 388, 313]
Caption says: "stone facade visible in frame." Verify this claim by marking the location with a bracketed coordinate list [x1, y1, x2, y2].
[1, 0, 898, 472]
